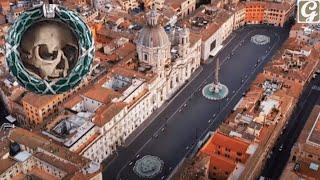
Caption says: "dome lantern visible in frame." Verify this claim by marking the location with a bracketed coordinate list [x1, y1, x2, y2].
[147, 7, 159, 27]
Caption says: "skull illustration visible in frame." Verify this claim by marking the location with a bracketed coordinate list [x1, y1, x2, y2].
[19, 20, 78, 80]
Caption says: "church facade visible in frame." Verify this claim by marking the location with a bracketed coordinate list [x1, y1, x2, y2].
[136, 8, 201, 109]
[80, 8, 201, 163]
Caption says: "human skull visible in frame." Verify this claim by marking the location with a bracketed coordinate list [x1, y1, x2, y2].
[19, 20, 78, 80]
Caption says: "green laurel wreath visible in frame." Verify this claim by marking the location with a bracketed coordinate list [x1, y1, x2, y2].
[5, 5, 94, 94]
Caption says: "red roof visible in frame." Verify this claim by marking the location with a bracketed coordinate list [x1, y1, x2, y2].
[209, 153, 236, 173]
[201, 132, 250, 156]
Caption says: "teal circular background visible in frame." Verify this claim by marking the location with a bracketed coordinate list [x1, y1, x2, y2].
[5, 5, 94, 94]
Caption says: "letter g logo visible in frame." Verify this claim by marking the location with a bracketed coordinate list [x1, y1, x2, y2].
[298, 0, 320, 23]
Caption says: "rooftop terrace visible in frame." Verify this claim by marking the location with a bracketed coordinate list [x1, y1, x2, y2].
[44, 112, 95, 148]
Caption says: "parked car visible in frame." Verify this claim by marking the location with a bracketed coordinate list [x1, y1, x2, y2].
[278, 144, 283, 151]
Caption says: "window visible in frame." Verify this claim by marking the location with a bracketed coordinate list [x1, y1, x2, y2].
[144, 54, 148, 61]
[210, 40, 216, 51]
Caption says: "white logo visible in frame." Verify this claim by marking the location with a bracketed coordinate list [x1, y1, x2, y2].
[298, 0, 320, 23]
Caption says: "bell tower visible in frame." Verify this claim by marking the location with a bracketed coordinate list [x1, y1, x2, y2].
[178, 25, 190, 58]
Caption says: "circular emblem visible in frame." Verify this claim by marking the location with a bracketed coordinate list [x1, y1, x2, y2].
[5, 4, 94, 94]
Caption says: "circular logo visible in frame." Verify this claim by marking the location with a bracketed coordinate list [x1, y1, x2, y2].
[5, 5, 94, 94]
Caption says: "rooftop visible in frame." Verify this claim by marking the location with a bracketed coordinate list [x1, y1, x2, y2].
[182, 6, 233, 41]
[0, 158, 16, 174]
[201, 132, 250, 156]
[245, 1, 294, 11]
[294, 158, 320, 179]
[64, 95, 82, 110]
[259, 98, 279, 116]
[13, 167, 58, 180]
[8, 128, 90, 167]
[83, 85, 121, 104]
[22, 92, 63, 108]
[45, 112, 95, 148]
[93, 102, 127, 127]
[264, 39, 320, 84]
[34, 152, 79, 174]
[209, 153, 236, 173]
[306, 105, 320, 147]
[13, 151, 31, 162]
[261, 79, 282, 96]
[165, 0, 187, 10]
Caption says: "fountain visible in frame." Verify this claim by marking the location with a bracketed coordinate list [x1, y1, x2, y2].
[133, 155, 164, 178]
[202, 58, 229, 100]
[251, 34, 270, 45]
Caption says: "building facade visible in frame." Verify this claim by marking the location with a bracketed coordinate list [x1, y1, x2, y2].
[245, 1, 295, 27]
[165, 0, 196, 18]
[117, 0, 139, 12]
[57, 8, 201, 164]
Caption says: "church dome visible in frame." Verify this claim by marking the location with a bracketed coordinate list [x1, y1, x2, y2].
[136, 8, 170, 48]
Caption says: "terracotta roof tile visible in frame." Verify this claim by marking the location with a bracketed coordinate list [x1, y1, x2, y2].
[83, 86, 121, 104]
[64, 95, 82, 109]
[209, 153, 236, 173]
[8, 128, 89, 167]
[22, 92, 63, 108]
[93, 102, 127, 127]
[201, 132, 250, 156]
[0, 158, 16, 174]
[34, 152, 79, 174]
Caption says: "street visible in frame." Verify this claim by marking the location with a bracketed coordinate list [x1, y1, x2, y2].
[103, 25, 290, 180]
[261, 75, 320, 179]
[0, 98, 8, 125]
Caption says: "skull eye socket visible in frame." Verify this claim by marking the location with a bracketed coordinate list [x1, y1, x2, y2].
[38, 44, 58, 60]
